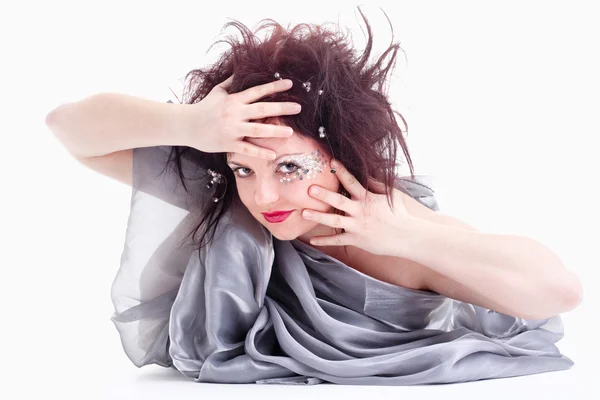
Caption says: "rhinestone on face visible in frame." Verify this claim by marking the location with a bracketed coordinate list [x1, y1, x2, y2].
[278, 149, 326, 185]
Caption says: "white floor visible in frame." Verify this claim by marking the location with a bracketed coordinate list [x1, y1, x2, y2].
[66, 366, 591, 400]
[9, 344, 593, 400]
[4, 298, 593, 400]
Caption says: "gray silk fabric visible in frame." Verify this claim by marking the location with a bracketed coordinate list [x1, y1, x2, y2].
[110, 144, 573, 385]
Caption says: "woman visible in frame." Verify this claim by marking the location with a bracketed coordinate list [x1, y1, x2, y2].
[47, 8, 581, 385]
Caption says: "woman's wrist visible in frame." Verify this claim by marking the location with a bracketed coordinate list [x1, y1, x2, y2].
[166, 101, 198, 148]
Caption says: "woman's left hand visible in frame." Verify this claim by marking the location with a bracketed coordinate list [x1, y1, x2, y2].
[301, 159, 413, 256]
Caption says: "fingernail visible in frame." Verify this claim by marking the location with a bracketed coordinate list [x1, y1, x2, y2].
[330, 159, 339, 168]
[268, 152, 277, 160]
[303, 210, 313, 218]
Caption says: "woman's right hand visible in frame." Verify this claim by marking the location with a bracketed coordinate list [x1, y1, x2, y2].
[181, 74, 301, 160]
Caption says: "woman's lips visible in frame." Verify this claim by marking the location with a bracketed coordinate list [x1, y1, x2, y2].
[262, 210, 294, 223]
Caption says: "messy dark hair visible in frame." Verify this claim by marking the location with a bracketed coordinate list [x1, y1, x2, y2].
[168, 6, 416, 251]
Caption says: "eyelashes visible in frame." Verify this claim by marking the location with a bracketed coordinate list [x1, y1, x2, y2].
[231, 167, 251, 178]
[232, 162, 301, 179]
[279, 162, 301, 175]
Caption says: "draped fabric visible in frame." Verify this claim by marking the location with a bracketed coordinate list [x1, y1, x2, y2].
[110, 144, 573, 385]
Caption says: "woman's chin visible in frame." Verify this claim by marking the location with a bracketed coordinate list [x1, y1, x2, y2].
[269, 229, 300, 241]
[266, 221, 315, 241]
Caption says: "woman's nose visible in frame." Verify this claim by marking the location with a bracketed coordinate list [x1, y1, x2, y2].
[255, 179, 280, 206]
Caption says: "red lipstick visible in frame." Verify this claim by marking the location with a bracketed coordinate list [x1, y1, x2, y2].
[261, 210, 294, 223]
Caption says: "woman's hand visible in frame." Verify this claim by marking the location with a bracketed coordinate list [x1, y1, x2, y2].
[181, 74, 302, 160]
[301, 159, 414, 256]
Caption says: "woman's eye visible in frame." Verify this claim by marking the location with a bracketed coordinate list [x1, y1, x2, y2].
[279, 162, 300, 174]
[233, 167, 253, 178]
[231, 163, 300, 179]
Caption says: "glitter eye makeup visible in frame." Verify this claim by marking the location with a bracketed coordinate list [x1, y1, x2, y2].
[279, 149, 326, 185]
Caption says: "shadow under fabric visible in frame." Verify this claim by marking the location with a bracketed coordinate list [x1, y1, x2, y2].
[109, 143, 573, 386]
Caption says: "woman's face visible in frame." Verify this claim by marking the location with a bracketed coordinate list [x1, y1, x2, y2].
[226, 128, 340, 241]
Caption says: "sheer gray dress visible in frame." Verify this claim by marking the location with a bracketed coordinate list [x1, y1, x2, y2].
[109, 144, 573, 385]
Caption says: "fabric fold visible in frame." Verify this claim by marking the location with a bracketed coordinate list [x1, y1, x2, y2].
[110, 144, 573, 385]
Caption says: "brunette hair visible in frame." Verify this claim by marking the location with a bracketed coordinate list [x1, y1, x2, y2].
[167, 6, 416, 250]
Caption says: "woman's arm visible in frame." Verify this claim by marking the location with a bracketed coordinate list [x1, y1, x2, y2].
[46, 93, 189, 158]
[392, 215, 583, 320]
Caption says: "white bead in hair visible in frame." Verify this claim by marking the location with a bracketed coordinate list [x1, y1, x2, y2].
[318, 126, 326, 138]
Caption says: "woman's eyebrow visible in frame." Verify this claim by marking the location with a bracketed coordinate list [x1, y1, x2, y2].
[227, 152, 305, 167]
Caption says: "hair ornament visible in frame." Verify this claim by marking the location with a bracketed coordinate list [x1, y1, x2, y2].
[207, 168, 227, 203]
[318, 126, 326, 138]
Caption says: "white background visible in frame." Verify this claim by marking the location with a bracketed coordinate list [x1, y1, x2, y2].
[2, 0, 598, 398]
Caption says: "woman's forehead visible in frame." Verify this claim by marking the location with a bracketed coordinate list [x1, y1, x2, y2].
[246, 132, 315, 153]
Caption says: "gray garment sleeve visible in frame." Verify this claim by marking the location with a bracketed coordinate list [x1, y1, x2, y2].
[131, 145, 210, 212]
[111, 101, 214, 367]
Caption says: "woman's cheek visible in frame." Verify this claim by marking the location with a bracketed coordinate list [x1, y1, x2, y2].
[276, 181, 305, 202]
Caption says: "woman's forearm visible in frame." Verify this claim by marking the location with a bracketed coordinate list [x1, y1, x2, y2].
[393, 217, 583, 319]
[45, 93, 189, 157]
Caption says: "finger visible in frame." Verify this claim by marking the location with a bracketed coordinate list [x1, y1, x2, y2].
[309, 232, 354, 247]
[244, 101, 302, 120]
[243, 123, 294, 139]
[237, 78, 294, 104]
[330, 159, 366, 200]
[308, 185, 357, 215]
[302, 209, 354, 230]
[217, 74, 235, 90]
[234, 141, 277, 160]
